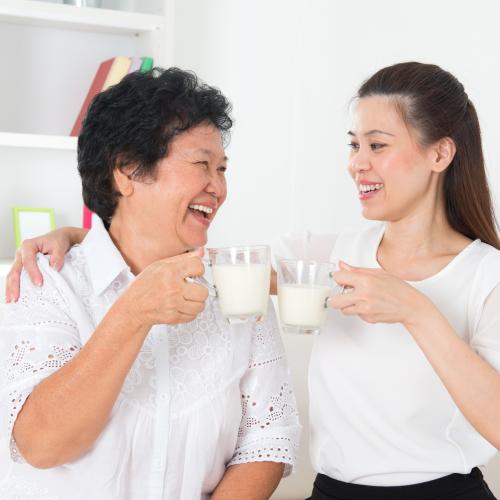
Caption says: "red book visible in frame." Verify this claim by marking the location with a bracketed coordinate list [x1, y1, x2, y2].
[70, 58, 113, 137]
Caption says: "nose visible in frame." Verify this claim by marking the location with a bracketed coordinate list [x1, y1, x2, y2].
[206, 171, 226, 200]
[349, 151, 371, 175]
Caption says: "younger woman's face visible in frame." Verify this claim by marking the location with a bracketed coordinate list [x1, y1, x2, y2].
[348, 96, 439, 222]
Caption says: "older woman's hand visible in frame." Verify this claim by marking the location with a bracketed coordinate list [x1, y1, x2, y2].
[5, 227, 87, 303]
[329, 261, 433, 327]
[119, 248, 209, 326]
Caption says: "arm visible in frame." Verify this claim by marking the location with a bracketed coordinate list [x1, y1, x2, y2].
[211, 462, 284, 500]
[403, 285, 500, 449]
[6, 226, 88, 302]
[331, 263, 500, 449]
[10, 250, 207, 468]
[214, 303, 300, 498]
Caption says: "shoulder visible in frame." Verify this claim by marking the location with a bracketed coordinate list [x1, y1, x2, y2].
[470, 241, 500, 287]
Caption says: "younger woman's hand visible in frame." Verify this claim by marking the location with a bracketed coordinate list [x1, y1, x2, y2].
[5, 227, 87, 303]
[329, 261, 433, 327]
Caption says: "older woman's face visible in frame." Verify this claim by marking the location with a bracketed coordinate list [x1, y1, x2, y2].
[128, 122, 227, 254]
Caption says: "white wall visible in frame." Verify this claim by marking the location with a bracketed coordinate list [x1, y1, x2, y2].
[173, 1, 500, 499]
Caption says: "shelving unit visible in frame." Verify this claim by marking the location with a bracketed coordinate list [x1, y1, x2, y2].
[0, 132, 77, 150]
[0, 0, 164, 34]
[0, 0, 174, 260]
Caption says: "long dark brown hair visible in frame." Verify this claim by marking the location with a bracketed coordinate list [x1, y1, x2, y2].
[357, 62, 500, 249]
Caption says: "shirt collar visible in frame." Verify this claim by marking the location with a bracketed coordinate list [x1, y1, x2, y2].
[80, 217, 131, 296]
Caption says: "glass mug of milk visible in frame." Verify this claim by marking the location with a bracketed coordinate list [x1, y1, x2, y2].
[207, 245, 271, 323]
[277, 259, 338, 334]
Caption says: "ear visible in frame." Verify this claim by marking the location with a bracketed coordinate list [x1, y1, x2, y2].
[113, 167, 135, 197]
[431, 137, 456, 173]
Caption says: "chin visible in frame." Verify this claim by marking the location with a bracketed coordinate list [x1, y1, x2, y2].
[185, 233, 208, 249]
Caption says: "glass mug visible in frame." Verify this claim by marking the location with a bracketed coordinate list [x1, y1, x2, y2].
[277, 259, 340, 334]
[187, 245, 271, 324]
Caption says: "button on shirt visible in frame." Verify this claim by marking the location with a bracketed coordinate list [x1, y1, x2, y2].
[0, 219, 300, 500]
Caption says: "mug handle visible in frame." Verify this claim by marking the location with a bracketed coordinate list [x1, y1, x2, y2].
[185, 258, 217, 297]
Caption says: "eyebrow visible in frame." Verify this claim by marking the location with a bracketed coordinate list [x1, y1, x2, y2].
[193, 148, 228, 162]
[347, 129, 395, 137]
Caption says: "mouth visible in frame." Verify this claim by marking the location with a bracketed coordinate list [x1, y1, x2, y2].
[188, 203, 215, 226]
[358, 183, 384, 200]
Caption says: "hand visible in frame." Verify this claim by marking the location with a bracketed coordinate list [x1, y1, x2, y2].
[5, 227, 84, 303]
[117, 248, 209, 327]
[329, 261, 432, 326]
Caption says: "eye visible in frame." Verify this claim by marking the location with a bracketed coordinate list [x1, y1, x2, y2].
[370, 143, 386, 151]
[194, 161, 209, 170]
[348, 142, 360, 151]
[218, 165, 227, 174]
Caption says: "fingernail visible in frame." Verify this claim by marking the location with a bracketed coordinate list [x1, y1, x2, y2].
[35, 280, 42, 287]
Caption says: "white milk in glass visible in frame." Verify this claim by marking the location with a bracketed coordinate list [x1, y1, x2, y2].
[212, 263, 271, 318]
[278, 284, 330, 328]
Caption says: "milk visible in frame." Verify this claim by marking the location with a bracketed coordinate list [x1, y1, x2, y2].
[212, 263, 271, 319]
[278, 284, 330, 328]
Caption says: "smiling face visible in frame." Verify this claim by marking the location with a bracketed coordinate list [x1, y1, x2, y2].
[348, 96, 443, 222]
[117, 122, 228, 256]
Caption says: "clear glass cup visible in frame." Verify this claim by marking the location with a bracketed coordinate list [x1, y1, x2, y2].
[277, 259, 338, 334]
[208, 245, 271, 324]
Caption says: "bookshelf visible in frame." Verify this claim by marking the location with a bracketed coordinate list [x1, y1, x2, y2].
[0, 1, 164, 34]
[0, 0, 174, 260]
[0, 132, 77, 150]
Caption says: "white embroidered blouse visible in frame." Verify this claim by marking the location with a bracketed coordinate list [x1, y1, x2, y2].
[0, 220, 300, 500]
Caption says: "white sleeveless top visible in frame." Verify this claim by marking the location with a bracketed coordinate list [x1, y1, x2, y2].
[274, 223, 500, 486]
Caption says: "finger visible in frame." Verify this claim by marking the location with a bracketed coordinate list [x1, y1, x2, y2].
[331, 270, 359, 288]
[5, 250, 24, 303]
[20, 243, 44, 287]
[182, 256, 205, 278]
[174, 311, 197, 324]
[328, 292, 358, 310]
[49, 253, 65, 271]
[339, 261, 383, 275]
[182, 282, 209, 303]
[339, 260, 356, 271]
[340, 304, 362, 316]
[177, 299, 206, 316]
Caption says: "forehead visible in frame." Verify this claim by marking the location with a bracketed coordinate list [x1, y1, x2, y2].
[169, 122, 225, 158]
[350, 95, 407, 136]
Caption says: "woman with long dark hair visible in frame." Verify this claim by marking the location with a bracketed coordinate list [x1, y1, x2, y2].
[274, 62, 500, 499]
[6, 62, 500, 499]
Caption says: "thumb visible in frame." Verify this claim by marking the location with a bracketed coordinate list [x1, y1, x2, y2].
[339, 260, 356, 271]
[189, 247, 205, 258]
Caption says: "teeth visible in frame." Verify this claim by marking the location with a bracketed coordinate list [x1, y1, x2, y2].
[189, 204, 213, 214]
[359, 183, 384, 193]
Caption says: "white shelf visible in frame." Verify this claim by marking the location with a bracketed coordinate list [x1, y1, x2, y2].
[0, 132, 77, 151]
[0, 0, 164, 34]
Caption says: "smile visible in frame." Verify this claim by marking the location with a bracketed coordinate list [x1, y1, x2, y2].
[188, 204, 214, 215]
[359, 183, 384, 194]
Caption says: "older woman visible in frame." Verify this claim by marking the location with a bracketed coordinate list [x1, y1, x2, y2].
[0, 68, 300, 500]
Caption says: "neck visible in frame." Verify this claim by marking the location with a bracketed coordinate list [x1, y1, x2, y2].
[109, 212, 183, 275]
[380, 188, 468, 259]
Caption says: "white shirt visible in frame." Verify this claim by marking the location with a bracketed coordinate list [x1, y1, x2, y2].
[274, 223, 500, 486]
[0, 219, 300, 500]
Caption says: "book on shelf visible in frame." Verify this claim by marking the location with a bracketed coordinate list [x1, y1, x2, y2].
[128, 56, 142, 74]
[70, 58, 113, 137]
[75, 55, 153, 228]
[140, 57, 154, 73]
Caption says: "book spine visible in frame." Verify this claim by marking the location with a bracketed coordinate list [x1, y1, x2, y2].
[70, 58, 113, 137]
[140, 57, 154, 73]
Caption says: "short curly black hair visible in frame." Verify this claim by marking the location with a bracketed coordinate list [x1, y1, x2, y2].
[77, 67, 233, 225]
